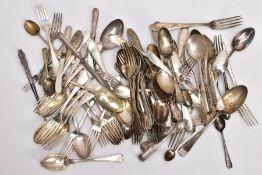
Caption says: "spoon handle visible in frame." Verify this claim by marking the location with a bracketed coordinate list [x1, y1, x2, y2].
[197, 60, 210, 113]
[138, 143, 159, 161]
[177, 27, 189, 59]
[210, 69, 225, 110]
[178, 114, 217, 156]
[226, 61, 237, 85]
[221, 131, 233, 169]
[58, 33, 107, 87]
[55, 58, 65, 94]
[70, 153, 123, 164]
[150, 22, 207, 32]
[38, 33, 48, 45]
[42, 48, 49, 76]
[127, 28, 144, 51]
[91, 8, 99, 40]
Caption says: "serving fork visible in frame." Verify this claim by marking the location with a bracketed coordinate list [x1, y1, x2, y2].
[150, 16, 243, 31]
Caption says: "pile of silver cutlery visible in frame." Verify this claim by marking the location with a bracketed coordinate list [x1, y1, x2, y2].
[18, 5, 257, 171]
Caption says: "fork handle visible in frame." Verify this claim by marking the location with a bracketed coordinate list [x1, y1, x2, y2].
[150, 22, 207, 32]
[197, 60, 210, 113]
[130, 76, 142, 134]
[58, 33, 107, 88]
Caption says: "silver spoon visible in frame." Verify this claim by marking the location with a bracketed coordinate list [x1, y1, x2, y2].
[229, 27, 255, 57]
[100, 19, 124, 50]
[186, 34, 209, 113]
[158, 28, 184, 103]
[24, 20, 48, 44]
[40, 153, 123, 171]
[73, 132, 92, 159]
[154, 100, 169, 126]
[214, 114, 233, 169]
[158, 27, 173, 57]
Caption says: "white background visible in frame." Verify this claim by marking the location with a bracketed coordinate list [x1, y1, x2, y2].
[0, 0, 262, 174]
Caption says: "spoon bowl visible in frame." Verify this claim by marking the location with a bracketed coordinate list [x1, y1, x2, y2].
[186, 34, 207, 61]
[100, 19, 124, 50]
[155, 70, 175, 94]
[114, 84, 130, 99]
[24, 20, 40, 36]
[73, 132, 91, 159]
[158, 27, 173, 57]
[154, 100, 169, 126]
[43, 78, 55, 96]
[232, 27, 255, 51]
[221, 85, 248, 114]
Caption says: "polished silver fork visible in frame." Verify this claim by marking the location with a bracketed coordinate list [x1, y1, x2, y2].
[89, 110, 106, 149]
[150, 16, 243, 31]
[50, 12, 62, 42]
[215, 35, 258, 126]
[36, 5, 60, 75]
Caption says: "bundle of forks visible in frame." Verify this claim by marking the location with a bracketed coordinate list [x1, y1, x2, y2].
[18, 5, 258, 171]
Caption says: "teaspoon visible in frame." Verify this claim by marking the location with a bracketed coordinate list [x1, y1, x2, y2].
[214, 114, 233, 169]
[41, 153, 123, 171]
[24, 20, 48, 44]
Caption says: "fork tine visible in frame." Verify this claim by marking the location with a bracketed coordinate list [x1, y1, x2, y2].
[36, 8, 42, 22]
[244, 104, 258, 124]
[213, 35, 217, 51]
[59, 13, 62, 30]
[51, 13, 56, 31]
[216, 22, 242, 30]
[241, 105, 256, 126]
[42, 7, 49, 21]
[239, 107, 251, 126]
[218, 22, 242, 30]
[220, 35, 226, 50]
[217, 35, 221, 51]
[219, 35, 223, 51]
[216, 16, 242, 23]
[39, 8, 45, 22]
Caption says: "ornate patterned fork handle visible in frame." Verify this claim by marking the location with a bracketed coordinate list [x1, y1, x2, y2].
[57, 32, 107, 88]
[18, 49, 39, 101]
[150, 22, 207, 32]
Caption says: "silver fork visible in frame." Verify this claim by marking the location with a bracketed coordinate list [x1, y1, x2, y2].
[215, 35, 258, 126]
[50, 12, 62, 42]
[150, 16, 243, 31]
[89, 110, 106, 149]
[101, 114, 124, 145]
[59, 101, 95, 156]
[36, 5, 60, 75]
